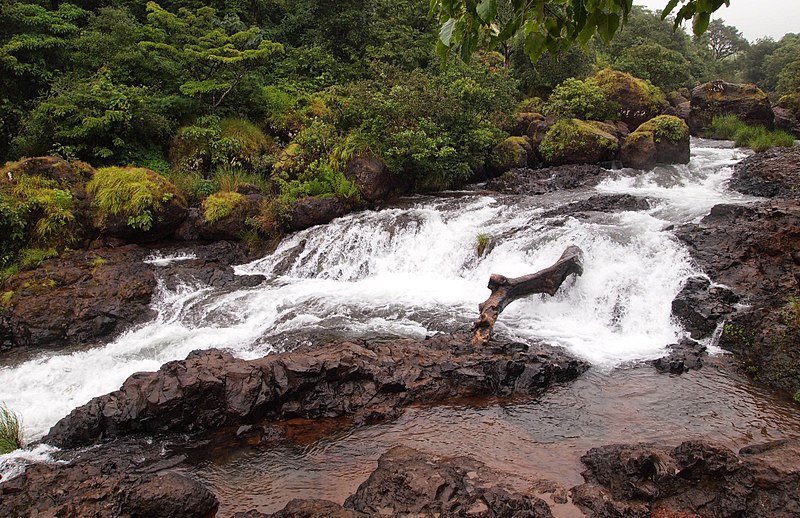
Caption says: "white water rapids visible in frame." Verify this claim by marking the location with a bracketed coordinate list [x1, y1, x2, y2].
[0, 139, 753, 453]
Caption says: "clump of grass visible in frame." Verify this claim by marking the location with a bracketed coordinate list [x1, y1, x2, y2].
[87, 167, 179, 231]
[476, 233, 491, 256]
[707, 115, 797, 152]
[0, 290, 13, 309]
[202, 191, 244, 223]
[794, 390, 800, 405]
[18, 247, 58, 269]
[0, 403, 23, 454]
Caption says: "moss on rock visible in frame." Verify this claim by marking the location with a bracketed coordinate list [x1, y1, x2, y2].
[489, 136, 534, 172]
[589, 69, 667, 128]
[539, 119, 619, 166]
[621, 115, 690, 169]
[202, 191, 245, 223]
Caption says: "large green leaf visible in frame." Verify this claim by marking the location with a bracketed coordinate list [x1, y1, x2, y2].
[439, 17, 457, 46]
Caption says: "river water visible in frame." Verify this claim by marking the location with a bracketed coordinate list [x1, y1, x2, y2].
[2, 139, 800, 514]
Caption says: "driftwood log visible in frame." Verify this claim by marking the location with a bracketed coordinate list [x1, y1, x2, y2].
[471, 245, 584, 346]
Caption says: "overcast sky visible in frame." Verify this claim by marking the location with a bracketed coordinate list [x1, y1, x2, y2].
[634, 0, 799, 41]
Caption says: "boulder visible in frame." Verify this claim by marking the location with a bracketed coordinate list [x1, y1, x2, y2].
[729, 145, 800, 198]
[620, 115, 690, 170]
[689, 80, 773, 135]
[289, 196, 348, 230]
[179, 192, 265, 241]
[774, 93, 800, 138]
[589, 69, 668, 129]
[488, 136, 536, 173]
[651, 338, 707, 374]
[541, 194, 650, 218]
[43, 335, 588, 448]
[538, 119, 619, 166]
[344, 155, 395, 202]
[573, 439, 800, 518]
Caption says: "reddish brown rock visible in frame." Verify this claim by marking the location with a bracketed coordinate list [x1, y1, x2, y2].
[345, 155, 395, 202]
[729, 145, 800, 199]
[289, 197, 349, 230]
[43, 335, 588, 448]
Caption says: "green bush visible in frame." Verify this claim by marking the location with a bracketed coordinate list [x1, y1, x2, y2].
[277, 160, 360, 203]
[0, 403, 23, 454]
[202, 191, 244, 223]
[543, 78, 618, 120]
[87, 166, 179, 231]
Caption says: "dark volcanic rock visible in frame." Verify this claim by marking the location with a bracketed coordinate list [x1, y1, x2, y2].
[0, 241, 261, 352]
[44, 335, 588, 448]
[485, 164, 613, 195]
[236, 447, 553, 518]
[0, 441, 217, 518]
[542, 194, 650, 218]
[345, 155, 395, 202]
[730, 146, 800, 199]
[290, 196, 349, 230]
[675, 201, 800, 395]
[572, 439, 800, 518]
[651, 338, 707, 374]
[689, 80, 774, 135]
[670, 276, 739, 339]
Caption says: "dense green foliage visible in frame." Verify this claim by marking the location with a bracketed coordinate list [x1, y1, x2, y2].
[87, 166, 179, 230]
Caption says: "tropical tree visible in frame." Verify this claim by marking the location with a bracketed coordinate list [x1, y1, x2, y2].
[698, 19, 748, 61]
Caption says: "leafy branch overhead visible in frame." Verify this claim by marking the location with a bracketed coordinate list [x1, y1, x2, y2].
[429, 0, 731, 61]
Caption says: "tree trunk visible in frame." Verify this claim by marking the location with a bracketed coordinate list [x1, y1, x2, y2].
[471, 245, 584, 346]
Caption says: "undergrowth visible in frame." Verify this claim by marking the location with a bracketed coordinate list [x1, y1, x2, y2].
[0, 403, 23, 454]
[707, 115, 796, 152]
[87, 167, 176, 231]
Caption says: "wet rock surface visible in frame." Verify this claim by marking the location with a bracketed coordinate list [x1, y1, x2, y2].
[44, 334, 588, 448]
[572, 439, 800, 518]
[542, 194, 650, 218]
[235, 446, 553, 518]
[651, 338, 707, 374]
[675, 201, 800, 394]
[729, 145, 800, 199]
[290, 196, 350, 230]
[0, 241, 262, 352]
[485, 165, 616, 195]
[0, 439, 218, 518]
[689, 80, 774, 135]
[670, 276, 739, 340]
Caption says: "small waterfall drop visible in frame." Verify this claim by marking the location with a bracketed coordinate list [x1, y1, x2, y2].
[0, 140, 749, 444]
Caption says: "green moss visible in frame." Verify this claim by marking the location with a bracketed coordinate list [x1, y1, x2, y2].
[18, 248, 58, 269]
[633, 115, 688, 144]
[476, 233, 491, 256]
[539, 119, 618, 162]
[794, 391, 800, 405]
[0, 290, 13, 309]
[202, 191, 245, 223]
[87, 167, 179, 231]
[777, 92, 800, 116]
[589, 69, 666, 115]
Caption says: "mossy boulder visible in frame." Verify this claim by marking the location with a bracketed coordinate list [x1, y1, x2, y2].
[620, 115, 690, 170]
[505, 112, 545, 136]
[689, 80, 773, 135]
[774, 93, 800, 138]
[538, 119, 619, 166]
[488, 136, 536, 173]
[87, 167, 187, 242]
[589, 69, 667, 129]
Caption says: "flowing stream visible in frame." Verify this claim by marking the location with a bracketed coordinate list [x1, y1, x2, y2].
[2, 139, 800, 514]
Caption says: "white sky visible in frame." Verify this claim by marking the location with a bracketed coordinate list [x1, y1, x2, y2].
[635, 0, 800, 41]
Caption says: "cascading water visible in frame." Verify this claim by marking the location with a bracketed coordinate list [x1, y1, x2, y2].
[0, 139, 756, 460]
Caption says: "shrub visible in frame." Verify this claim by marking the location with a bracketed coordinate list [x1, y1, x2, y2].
[0, 403, 23, 454]
[202, 191, 244, 223]
[707, 114, 742, 140]
[543, 78, 617, 120]
[277, 160, 360, 203]
[87, 166, 179, 231]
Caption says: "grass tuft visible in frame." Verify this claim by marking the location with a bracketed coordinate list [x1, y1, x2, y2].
[0, 403, 23, 454]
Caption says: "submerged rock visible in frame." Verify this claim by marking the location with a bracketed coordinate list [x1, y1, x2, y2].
[651, 338, 707, 374]
[572, 439, 800, 518]
[542, 194, 650, 218]
[236, 446, 553, 518]
[485, 164, 612, 195]
[44, 335, 588, 448]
